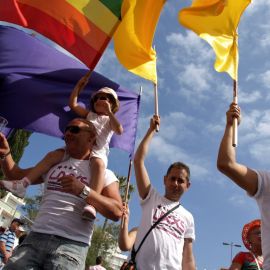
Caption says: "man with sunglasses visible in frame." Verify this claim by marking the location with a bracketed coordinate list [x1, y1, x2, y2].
[133, 115, 196, 270]
[0, 118, 122, 270]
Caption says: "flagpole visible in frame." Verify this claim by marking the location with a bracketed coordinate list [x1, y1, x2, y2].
[121, 159, 133, 228]
[76, 69, 93, 94]
[232, 79, 238, 147]
[154, 83, 159, 132]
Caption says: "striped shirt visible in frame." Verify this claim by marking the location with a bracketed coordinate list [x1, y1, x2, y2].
[0, 229, 16, 260]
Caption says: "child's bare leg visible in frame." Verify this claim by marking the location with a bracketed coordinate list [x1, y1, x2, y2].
[0, 149, 64, 198]
[89, 157, 105, 193]
[82, 157, 105, 220]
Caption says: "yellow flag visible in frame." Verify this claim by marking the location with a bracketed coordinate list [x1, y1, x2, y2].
[179, 0, 251, 81]
[113, 0, 166, 84]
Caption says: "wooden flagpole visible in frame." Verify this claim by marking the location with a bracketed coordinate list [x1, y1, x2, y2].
[121, 159, 133, 228]
[123, 159, 133, 205]
[153, 45, 159, 132]
[154, 82, 159, 132]
[232, 79, 238, 147]
[77, 69, 93, 94]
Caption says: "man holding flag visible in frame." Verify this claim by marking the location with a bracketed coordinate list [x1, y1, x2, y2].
[133, 115, 196, 269]
[217, 103, 270, 270]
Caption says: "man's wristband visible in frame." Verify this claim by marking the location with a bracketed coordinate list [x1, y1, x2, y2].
[0, 151, 11, 161]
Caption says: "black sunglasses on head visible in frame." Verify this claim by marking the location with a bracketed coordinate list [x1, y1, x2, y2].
[65, 125, 91, 134]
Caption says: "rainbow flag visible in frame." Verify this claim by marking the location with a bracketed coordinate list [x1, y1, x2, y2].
[0, 0, 123, 69]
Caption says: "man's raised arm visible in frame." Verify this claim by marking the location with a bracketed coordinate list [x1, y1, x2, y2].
[0, 133, 32, 179]
[217, 103, 258, 196]
[0, 133, 57, 184]
[134, 115, 160, 199]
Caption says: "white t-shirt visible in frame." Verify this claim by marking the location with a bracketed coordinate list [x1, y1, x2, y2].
[134, 186, 195, 270]
[87, 111, 114, 167]
[253, 170, 270, 270]
[32, 157, 118, 245]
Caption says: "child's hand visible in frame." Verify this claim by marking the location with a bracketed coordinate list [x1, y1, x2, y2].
[95, 100, 112, 115]
[150, 115, 160, 130]
[77, 75, 89, 89]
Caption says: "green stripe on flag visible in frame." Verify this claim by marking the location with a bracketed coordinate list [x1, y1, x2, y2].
[99, 0, 123, 19]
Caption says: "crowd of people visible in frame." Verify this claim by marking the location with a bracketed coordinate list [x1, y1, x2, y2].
[0, 89, 268, 270]
[0, 218, 26, 269]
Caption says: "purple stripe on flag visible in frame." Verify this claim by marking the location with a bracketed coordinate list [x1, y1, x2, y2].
[0, 25, 140, 156]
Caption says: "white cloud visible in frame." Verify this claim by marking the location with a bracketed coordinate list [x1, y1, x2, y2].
[176, 64, 213, 100]
[96, 48, 129, 83]
[260, 26, 270, 48]
[149, 136, 209, 179]
[166, 31, 213, 66]
[249, 140, 270, 165]
[235, 109, 270, 165]
[228, 194, 257, 212]
[136, 113, 209, 180]
[239, 90, 262, 104]
[160, 112, 194, 140]
[260, 70, 270, 89]
[207, 123, 224, 134]
[245, 0, 270, 15]
[242, 109, 270, 134]
[257, 112, 270, 136]
[245, 110, 270, 136]
[240, 110, 265, 137]
[137, 112, 195, 142]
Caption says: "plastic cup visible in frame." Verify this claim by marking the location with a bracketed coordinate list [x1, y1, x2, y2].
[0, 116, 8, 132]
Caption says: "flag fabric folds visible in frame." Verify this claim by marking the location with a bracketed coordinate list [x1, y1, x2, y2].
[0, 0, 123, 70]
[0, 25, 140, 157]
[113, 0, 166, 84]
[179, 0, 251, 81]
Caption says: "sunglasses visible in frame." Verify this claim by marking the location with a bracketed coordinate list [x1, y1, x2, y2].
[65, 125, 91, 134]
[93, 94, 113, 103]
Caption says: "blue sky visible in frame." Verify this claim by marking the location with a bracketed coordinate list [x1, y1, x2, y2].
[5, 0, 270, 269]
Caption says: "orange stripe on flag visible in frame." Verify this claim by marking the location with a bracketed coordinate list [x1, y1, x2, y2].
[17, 0, 110, 53]
[19, 4, 102, 68]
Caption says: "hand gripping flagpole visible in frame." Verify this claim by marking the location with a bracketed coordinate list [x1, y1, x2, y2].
[121, 159, 133, 228]
[78, 69, 93, 94]
[232, 31, 238, 147]
[232, 79, 238, 147]
[154, 82, 159, 132]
